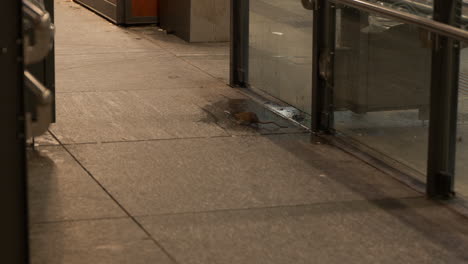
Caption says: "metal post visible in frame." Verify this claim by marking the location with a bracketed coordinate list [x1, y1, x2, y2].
[311, 0, 322, 131]
[0, 0, 29, 263]
[426, 0, 461, 198]
[312, 0, 336, 132]
[116, 0, 126, 24]
[230, 0, 249, 88]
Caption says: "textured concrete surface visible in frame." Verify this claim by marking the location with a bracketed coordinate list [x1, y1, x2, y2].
[177, 54, 230, 83]
[137, 198, 468, 264]
[50, 89, 230, 144]
[30, 218, 174, 264]
[27, 0, 468, 263]
[50, 87, 304, 144]
[56, 52, 223, 93]
[67, 135, 416, 216]
[28, 146, 125, 223]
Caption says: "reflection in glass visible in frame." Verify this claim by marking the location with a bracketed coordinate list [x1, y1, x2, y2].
[333, 6, 432, 178]
[366, 0, 433, 18]
[457, 44, 468, 196]
[464, 1, 468, 30]
[249, 0, 313, 114]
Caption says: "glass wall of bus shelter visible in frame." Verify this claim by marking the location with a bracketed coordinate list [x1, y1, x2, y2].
[328, 1, 466, 197]
[248, 0, 313, 116]
[244, 0, 440, 124]
[332, 4, 434, 181]
[245, 0, 443, 183]
[231, 0, 464, 197]
[452, 1, 468, 198]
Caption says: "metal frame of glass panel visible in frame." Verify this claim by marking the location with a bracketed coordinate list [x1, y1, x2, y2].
[230, 0, 466, 199]
[0, 0, 29, 263]
[230, 0, 249, 88]
[426, 0, 461, 198]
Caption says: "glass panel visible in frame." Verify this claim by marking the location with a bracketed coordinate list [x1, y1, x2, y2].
[333, 6, 432, 179]
[457, 5, 468, 197]
[249, 0, 313, 114]
[457, 42, 468, 196]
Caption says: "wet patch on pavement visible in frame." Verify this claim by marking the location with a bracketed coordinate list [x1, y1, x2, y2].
[198, 98, 308, 135]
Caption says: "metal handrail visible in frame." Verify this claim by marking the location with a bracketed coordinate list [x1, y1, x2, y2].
[23, 0, 54, 65]
[379, 0, 468, 24]
[329, 0, 468, 42]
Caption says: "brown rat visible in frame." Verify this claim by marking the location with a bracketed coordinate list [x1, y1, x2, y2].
[230, 111, 287, 128]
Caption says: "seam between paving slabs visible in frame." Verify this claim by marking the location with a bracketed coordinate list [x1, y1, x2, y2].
[47, 130, 182, 264]
[49, 131, 310, 147]
[132, 196, 425, 219]
[32, 216, 130, 225]
[54, 86, 230, 94]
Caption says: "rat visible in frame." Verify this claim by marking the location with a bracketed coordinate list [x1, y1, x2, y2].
[226, 111, 288, 128]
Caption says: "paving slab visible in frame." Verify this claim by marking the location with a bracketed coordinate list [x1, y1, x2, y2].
[30, 218, 174, 264]
[28, 146, 125, 223]
[49, 89, 232, 144]
[137, 197, 468, 264]
[56, 51, 170, 73]
[176, 54, 229, 83]
[67, 135, 417, 216]
[56, 31, 160, 56]
[56, 52, 223, 93]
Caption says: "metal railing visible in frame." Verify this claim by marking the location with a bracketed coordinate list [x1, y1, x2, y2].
[329, 0, 468, 42]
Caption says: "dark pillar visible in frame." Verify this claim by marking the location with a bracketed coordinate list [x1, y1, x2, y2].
[230, 0, 249, 87]
[427, 0, 462, 198]
[0, 0, 29, 263]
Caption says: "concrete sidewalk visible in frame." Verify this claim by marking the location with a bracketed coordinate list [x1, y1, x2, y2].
[28, 1, 468, 263]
